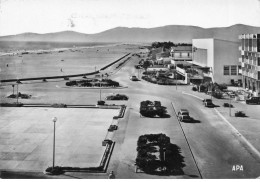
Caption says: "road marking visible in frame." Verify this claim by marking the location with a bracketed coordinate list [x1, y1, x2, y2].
[171, 102, 203, 179]
[182, 91, 260, 161]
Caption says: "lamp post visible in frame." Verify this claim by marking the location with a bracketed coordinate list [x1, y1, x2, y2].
[229, 95, 231, 117]
[163, 147, 166, 171]
[16, 83, 19, 104]
[211, 82, 213, 100]
[175, 71, 177, 90]
[100, 88, 102, 101]
[52, 117, 57, 170]
[12, 85, 14, 95]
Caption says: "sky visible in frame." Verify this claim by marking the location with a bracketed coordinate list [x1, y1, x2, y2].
[0, 0, 260, 36]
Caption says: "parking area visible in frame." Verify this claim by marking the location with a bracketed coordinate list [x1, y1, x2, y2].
[0, 107, 119, 171]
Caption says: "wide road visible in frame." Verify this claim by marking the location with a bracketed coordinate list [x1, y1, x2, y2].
[106, 54, 260, 179]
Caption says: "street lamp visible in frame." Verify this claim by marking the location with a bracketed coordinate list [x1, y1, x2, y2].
[12, 85, 14, 95]
[52, 117, 57, 170]
[16, 83, 19, 104]
[163, 147, 167, 171]
[229, 95, 231, 117]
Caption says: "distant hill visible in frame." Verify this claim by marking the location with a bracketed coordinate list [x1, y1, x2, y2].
[0, 24, 259, 43]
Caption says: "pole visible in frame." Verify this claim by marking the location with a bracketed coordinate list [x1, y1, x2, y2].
[12, 85, 14, 95]
[53, 121, 56, 169]
[229, 94, 232, 116]
[211, 83, 213, 100]
[100, 89, 101, 101]
[175, 71, 177, 90]
[16, 84, 19, 104]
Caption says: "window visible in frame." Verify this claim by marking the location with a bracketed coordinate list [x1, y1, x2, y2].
[231, 65, 237, 75]
[258, 71, 260, 80]
[258, 57, 260, 66]
[238, 65, 242, 75]
[224, 66, 230, 75]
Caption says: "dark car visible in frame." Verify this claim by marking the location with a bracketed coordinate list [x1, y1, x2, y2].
[246, 97, 260, 105]
[235, 111, 246, 117]
[203, 99, 214, 107]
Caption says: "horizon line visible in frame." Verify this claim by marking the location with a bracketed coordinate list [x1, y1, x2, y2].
[0, 23, 258, 37]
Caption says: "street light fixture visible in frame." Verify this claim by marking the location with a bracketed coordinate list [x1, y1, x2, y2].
[52, 117, 57, 170]
[163, 147, 167, 171]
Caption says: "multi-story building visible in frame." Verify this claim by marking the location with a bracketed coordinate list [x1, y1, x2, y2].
[192, 38, 242, 84]
[239, 34, 260, 96]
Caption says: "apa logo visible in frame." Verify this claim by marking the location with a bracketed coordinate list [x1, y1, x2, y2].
[232, 165, 243, 171]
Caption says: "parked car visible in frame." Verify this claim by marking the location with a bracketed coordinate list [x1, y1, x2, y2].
[178, 109, 189, 116]
[106, 94, 128, 100]
[130, 75, 138, 81]
[235, 111, 246, 117]
[178, 109, 191, 122]
[203, 99, 214, 107]
[246, 97, 260, 104]
[223, 103, 233, 107]
[108, 125, 118, 131]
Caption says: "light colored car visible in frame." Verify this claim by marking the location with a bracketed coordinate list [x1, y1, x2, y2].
[178, 109, 191, 122]
[178, 109, 189, 116]
[130, 75, 138, 81]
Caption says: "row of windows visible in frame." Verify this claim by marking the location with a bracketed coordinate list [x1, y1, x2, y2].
[223, 65, 241, 76]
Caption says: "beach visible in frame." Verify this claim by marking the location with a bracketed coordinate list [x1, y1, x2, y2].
[0, 43, 138, 80]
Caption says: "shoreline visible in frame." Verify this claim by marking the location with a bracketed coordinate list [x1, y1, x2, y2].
[0, 43, 121, 57]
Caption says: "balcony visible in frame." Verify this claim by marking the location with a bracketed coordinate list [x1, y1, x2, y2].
[241, 50, 244, 56]
[239, 57, 243, 63]
[253, 47, 257, 52]
[258, 66, 260, 71]
[238, 69, 242, 74]
[241, 62, 245, 67]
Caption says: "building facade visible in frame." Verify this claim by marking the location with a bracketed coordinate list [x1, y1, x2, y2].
[239, 34, 260, 96]
[170, 46, 192, 61]
[192, 38, 241, 84]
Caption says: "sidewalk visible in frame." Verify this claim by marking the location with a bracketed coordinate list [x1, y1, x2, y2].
[181, 85, 260, 153]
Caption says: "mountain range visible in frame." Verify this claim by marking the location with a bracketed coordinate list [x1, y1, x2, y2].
[0, 24, 259, 43]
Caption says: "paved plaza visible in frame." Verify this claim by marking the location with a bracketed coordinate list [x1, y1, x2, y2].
[0, 107, 119, 171]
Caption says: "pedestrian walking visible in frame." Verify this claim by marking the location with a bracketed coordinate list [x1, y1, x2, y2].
[108, 170, 115, 179]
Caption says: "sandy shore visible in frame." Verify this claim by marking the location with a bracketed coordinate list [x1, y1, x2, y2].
[0, 43, 121, 57]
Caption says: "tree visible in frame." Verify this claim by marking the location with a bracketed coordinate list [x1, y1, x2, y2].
[143, 60, 151, 71]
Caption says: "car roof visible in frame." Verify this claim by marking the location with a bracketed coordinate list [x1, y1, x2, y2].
[180, 109, 189, 112]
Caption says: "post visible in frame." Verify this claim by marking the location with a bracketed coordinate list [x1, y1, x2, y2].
[52, 117, 57, 169]
[12, 85, 14, 95]
[163, 147, 166, 171]
[16, 84, 19, 104]
[211, 83, 213, 100]
[229, 95, 231, 117]
[175, 71, 177, 90]
[100, 89, 102, 101]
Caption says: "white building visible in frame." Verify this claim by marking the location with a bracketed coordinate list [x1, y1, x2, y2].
[239, 34, 260, 96]
[192, 38, 242, 84]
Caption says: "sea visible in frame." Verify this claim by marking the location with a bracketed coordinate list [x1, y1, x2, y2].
[0, 41, 113, 52]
